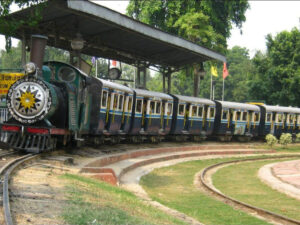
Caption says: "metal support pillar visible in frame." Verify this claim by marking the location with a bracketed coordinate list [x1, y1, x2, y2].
[167, 71, 171, 94]
[163, 72, 166, 93]
[137, 66, 141, 88]
[143, 67, 146, 89]
[193, 71, 199, 97]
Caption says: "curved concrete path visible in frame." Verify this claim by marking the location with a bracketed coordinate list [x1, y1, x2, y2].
[259, 160, 300, 201]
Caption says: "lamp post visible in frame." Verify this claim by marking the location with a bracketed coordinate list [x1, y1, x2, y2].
[71, 33, 84, 69]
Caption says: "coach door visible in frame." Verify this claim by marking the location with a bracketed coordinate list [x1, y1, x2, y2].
[162, 101, 173, 134]
[121, 94, 133, 133]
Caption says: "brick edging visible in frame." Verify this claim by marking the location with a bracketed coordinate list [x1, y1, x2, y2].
[118, 150, 276, 181]
[85, 144, 257, 168]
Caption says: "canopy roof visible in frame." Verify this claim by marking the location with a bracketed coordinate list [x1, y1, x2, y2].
[2, 0, 225, 69]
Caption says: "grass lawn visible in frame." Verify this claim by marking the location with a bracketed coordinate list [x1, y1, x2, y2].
[213, 158, 300, 221]
[140, 157, 273, 225]
[60, 174, 187, 225]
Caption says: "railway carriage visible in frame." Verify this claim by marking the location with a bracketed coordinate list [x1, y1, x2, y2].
[213, 101, 261, 141]
[169, 95, 216, 141]
[129, 89, 173, 143]
[98, 79, 134, 144]
[258, 105, 300, 137]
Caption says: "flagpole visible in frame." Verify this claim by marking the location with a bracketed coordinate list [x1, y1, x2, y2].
[95, 58, 98, 77]
[222, 77, 224, 101]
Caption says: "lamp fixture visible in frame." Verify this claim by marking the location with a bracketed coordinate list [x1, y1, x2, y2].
[71, 33, 85, 51]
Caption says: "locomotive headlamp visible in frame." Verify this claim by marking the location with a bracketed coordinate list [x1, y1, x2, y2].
[71, 33, 85, 51]
[24, 62, 36, 74]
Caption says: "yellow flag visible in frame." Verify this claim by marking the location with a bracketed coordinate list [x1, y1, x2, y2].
[211, 66, 218, 77]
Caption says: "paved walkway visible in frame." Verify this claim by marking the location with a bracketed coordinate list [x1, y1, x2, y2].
[259, 159, 300, 200]
[273, 160, 300, 188]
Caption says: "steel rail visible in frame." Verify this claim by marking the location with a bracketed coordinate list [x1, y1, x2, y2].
[199, 154, 300, 225]
[1, 154, 39, 225]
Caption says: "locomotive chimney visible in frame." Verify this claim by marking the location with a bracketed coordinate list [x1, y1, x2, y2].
[30, 35, 48, 75]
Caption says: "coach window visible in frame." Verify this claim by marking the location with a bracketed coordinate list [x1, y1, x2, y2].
[297, 115, 300, 125]
[209, 107, 215, 118]
[101, 90, 108, 108]
[277, 113, 284, 123]
[266, 113, 272, 122]
[286, 114, 290, 124]
[127, 96, 133, 112]
[113, 94, 119, 110]
[178, 104, 185, 116]
[166, 103, 173, 116]
[252, 112, 258, 122]
[289, 114, 295, 124]
[235, 111, 241, 121]
[242, 112, 247, 121]
[149, 101, 155, 114]
[136, 99, 143, 113]
[222, 109, 228, 120]
[190, 106, 197, 117]
[198, 106, 203, 118]
[156, 102, 161, 114]
[118, 95, 124, 111]
[292, 114, 297, 124]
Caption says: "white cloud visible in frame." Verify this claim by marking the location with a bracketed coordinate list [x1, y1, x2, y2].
[228, 1, 300, 57]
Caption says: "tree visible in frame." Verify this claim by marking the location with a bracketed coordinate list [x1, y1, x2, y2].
[248, 28, 300, 106]
[127, 0, 249, 97]
[0, 0, 44, 51]
[127, 0, 249, 52]
[0, 42, 70, 69]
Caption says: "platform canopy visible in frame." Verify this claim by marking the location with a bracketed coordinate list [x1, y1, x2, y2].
[1, 0, 226, 69]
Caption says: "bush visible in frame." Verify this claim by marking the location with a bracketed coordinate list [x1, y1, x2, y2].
[279, 133, 292, 147]
[265, 134, 278, 147]
[296, 133, 300, 143]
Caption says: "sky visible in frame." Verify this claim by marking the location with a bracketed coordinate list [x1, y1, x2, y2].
[0, 1, 299, 58]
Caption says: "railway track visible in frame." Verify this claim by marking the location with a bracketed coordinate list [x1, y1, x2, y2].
[199, 155, 300, 225]
[0, 151, 39, 225]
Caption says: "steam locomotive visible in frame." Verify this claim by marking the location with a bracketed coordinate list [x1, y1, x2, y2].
[1, 35, 300, 153]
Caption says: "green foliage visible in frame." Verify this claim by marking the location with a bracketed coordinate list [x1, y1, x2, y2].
[248, 28, 300, 106]
[265, 134, 278, 147]
[0, 42, 70, 69]
[127, 0, 249, 51]
[127, 0, 249, 97]
[0, 0, 45, 51]
[279, 133, 292, 147]
[296, 133, 300, 143]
